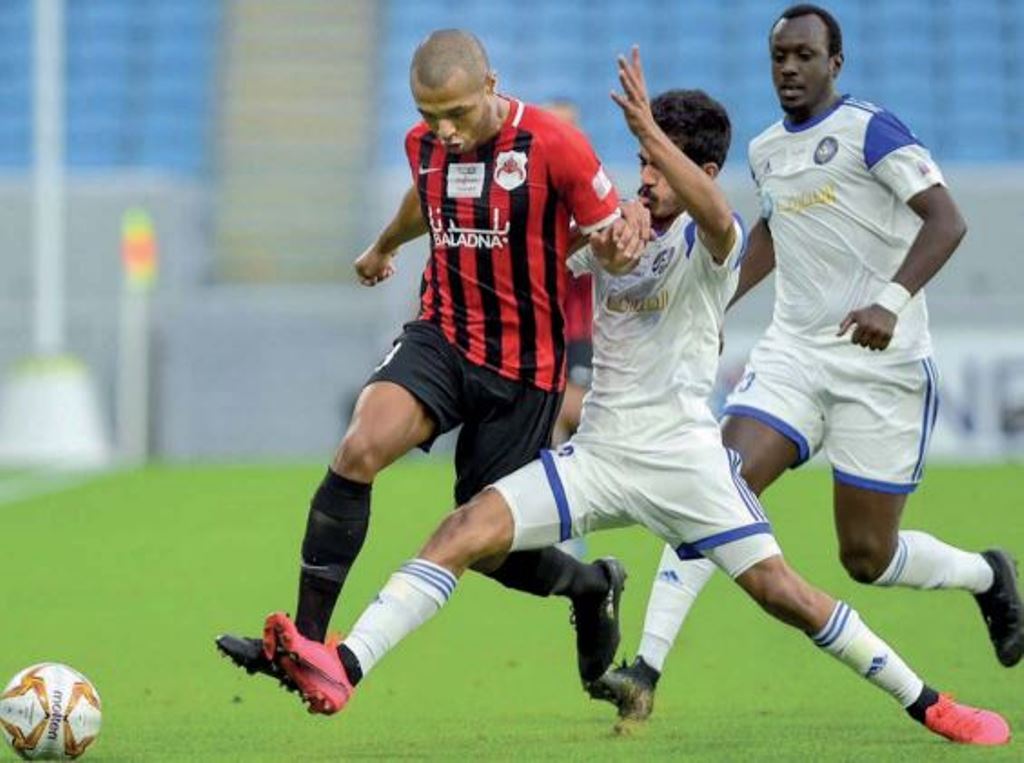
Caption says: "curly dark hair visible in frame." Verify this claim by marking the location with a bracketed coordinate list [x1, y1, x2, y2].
[773, 4, 843, 56]
[649, 89, 732, 169]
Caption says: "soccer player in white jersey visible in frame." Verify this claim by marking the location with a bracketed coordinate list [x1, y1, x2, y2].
[594, 2, 1022, 725]
[254, 48, 1010, 746]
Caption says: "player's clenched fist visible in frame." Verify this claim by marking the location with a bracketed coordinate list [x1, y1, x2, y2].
[354, 245, 397, 286]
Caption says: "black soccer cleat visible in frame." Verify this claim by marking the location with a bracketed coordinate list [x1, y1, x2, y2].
[586, 656, 660, 722]
[571, 557, 627, 684]
[974, 549, 1023, 667]
[216, 633, 298, 692]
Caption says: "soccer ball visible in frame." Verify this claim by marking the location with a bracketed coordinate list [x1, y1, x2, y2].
[0, 664, 101, 760]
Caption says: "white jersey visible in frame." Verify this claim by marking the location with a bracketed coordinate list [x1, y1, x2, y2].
[568, 213, 745, 444]
[750, 96, 945, 362]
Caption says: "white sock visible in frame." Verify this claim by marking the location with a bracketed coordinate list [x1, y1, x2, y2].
[812, 601, 923, 707]
[343, 559, 457, 678]
[637, 546, 716, 672]
[873, 530, 994, 593]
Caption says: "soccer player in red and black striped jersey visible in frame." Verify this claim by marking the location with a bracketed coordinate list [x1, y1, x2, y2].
[541, 99, 596, 447]
[217, 29, 647, 688]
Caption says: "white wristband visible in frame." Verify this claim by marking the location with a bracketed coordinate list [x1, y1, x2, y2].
[874, 282, 912, 315]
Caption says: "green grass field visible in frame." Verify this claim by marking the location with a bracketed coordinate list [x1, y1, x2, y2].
[1, 462, 1021, 761]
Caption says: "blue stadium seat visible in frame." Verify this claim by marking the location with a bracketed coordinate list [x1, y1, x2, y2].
[371, 0, 1023, 165]
[948, 0, 1002, 35]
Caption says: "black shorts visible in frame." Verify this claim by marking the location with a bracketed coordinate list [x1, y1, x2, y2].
[367, 321, 562, 504]
[566, 339, 593, 389]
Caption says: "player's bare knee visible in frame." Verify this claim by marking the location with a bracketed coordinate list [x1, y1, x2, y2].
[839, 544, 891, 584]
[421, 491, 512, 571]
[335, 428, 386, 482]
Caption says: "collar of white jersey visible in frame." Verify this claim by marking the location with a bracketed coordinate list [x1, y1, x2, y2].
[782, 94, 849, 133]
[652, 210, 691, 241]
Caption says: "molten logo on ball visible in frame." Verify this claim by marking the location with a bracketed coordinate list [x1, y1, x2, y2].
[0, 664, 101, 760]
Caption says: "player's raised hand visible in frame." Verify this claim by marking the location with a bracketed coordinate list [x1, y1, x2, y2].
[837, 304, 897, 351]
[354, 244, 397, 286]
[611, 46, 657, 140]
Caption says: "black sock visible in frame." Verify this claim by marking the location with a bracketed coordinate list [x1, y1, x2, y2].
[295, 469, 371, 641]
[485, 548, 609, 601]
[295, 568, 343, 644]
[336, 644, 363, 687]
[906, 685, 940, 723]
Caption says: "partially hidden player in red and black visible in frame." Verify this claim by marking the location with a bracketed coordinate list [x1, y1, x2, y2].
[217, 29, 649, 690]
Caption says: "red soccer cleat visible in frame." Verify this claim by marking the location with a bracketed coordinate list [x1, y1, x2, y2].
[923, 694, 1011, 745]
[262, 612, 353, 715]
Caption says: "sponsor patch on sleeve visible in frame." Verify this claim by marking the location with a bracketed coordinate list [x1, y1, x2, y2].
[591, 166, 613, 200]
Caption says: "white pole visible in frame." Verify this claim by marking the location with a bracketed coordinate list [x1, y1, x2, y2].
[117, 288, 150, 464]
[33, 0, 65, 356]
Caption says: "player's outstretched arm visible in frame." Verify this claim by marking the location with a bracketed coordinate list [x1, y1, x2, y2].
[610, 46, 735, 263]
[838, 185, 966, 350]
[354, 185, 429, 286]
[727, 220, 776, 311]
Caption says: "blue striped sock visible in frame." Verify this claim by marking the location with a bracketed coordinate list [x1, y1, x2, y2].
[811, 601, 923, 707]
[344, 558, 459, 678]
[873, 531, 993, 592]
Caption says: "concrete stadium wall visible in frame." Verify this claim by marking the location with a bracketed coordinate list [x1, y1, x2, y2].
[0, 167, 1021, 461]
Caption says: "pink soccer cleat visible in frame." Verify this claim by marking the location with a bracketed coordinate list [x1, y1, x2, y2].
[262, 612, 353, 715]
[923, 694, 1011, 745]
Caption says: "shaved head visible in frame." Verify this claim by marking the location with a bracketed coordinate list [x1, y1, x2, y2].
[411, 29, 490, 89]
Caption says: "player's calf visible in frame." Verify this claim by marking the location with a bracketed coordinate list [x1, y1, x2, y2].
[295, 469, 371, 641]
[735, 555, 833, 630]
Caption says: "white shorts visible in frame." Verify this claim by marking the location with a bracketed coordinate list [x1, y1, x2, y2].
[724, 336, 939, 493]
[491, 425, 781, 579]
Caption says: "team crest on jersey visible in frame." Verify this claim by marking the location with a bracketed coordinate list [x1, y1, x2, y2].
[494, 150, 528, 191]
[650, 248, 672, 276]
[814, 136, 839, 165]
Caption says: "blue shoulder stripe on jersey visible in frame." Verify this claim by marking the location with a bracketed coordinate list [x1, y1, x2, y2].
[782, 94, 849, 133]
[863, 108, 921, 169]
[731, 212, 748, 270]
[684, 214, 745, 266]
[683, 220, 697, 259]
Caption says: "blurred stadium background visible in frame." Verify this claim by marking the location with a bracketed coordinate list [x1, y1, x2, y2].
[0, 0, 1021, 466]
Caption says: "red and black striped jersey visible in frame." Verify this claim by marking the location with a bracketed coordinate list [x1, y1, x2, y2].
[405, 97, 620, 393]
[563, 272, 593, 345]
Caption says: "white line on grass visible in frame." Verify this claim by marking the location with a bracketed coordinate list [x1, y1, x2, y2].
[0, 469, 104, 506]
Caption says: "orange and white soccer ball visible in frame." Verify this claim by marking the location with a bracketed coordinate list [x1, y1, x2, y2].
[0, 664, 101, 760]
